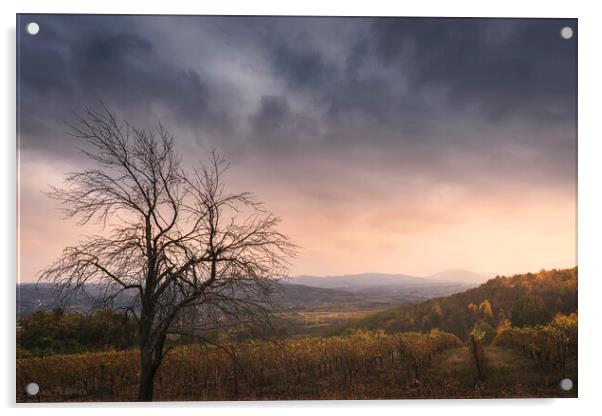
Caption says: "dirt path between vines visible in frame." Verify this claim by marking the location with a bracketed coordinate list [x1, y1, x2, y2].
[425, 346, 575, 398]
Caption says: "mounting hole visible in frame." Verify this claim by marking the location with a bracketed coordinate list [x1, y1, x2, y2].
[559, 378, 574, 391]
[26, 22, 40, 36]
[560, 26, 573, 40]
[25, 382, 39, 396]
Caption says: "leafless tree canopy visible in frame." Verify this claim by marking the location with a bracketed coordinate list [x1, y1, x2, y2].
[39, 108, 296, 400]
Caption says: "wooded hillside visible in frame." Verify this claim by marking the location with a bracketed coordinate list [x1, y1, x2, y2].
[354, 267, 577, 339]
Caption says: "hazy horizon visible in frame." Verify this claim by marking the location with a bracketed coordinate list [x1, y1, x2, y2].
[18, 15, 577, 283]
[17, 265, 579, 284]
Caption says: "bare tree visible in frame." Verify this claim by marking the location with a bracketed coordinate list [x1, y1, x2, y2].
[39, 108, 295, 401]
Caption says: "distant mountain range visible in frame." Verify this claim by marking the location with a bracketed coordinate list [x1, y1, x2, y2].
[424, 269, 491, 285]
[17, 270, 488, 317]
[288, 269, 490, 289]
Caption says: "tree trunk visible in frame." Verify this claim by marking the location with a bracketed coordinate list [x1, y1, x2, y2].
[138, 345, 158, 401]
[137, 310, 168, 401]
[137, 300, 159, 402]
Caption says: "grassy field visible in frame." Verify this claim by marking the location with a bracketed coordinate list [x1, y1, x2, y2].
[281, 308, 385, 336]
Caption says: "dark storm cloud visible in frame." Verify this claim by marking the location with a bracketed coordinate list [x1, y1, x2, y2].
[368, 18, 576, 120]
[235, 17, 576, 192]
[18, 15, 228, 157]
[18, 15, 578, 281]
[247, 95, 295, 151]
[251, 95, 291, 131]
[265, 30, 399, 121]
[269, 36, 338, 91]
[262, 17, 576, 124]
[17, 15, 576, 190]
[76, 32, 208, 110]
[246, 94, 322, 154]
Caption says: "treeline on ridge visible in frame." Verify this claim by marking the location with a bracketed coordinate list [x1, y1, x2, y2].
[17, 309, 138, 358]
[352, 267, 577, 340]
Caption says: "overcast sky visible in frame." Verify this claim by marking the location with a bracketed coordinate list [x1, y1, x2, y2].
[17, 15, 577, 282]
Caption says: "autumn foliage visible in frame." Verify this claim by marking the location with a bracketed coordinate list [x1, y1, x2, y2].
[356, 268, 577, 339]
[16, 268, 577, 401]
[17, 330, 462, 401]
[493, 313, 577, 375]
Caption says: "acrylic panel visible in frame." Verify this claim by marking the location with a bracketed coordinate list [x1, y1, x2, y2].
[16, 14, 578, 402]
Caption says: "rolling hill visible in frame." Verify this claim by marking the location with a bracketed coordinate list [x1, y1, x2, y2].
[17, 272, 477, 317]
[17, 283, 378, 317]
[352, 267, 577, 339]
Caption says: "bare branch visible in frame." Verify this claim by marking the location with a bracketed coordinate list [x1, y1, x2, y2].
[39, 107, 297, 401]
